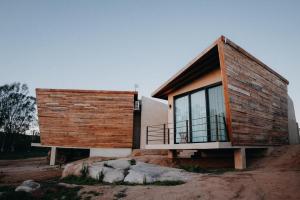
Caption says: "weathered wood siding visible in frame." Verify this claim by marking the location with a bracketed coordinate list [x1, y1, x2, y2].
[36, 89, 136, 148]
[223, 43, 289, 146]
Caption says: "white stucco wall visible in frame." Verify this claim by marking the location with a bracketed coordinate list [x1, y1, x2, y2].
[288, 95, 300, 144]
[89, 148, 132, 157]
[140, 96, 168, 149]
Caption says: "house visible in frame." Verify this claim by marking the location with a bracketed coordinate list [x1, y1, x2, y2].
[34, 36, 298, 168]
[145, 36, 297, 169]
[34, 89, 167, 165]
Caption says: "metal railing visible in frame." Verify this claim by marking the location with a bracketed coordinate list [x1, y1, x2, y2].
[146, 123, 170, 144]
[146, 115, 228, 145]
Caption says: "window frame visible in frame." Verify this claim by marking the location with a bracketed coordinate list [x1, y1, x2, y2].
[173, 82, 224, 144]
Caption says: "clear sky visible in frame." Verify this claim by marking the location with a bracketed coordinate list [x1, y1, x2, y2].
[0, 0, 299, 120]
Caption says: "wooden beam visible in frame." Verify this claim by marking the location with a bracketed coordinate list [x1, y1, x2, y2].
[217, 37, 233, 143]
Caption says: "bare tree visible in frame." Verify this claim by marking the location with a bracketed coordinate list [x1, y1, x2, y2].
[0, 83, 36, 152]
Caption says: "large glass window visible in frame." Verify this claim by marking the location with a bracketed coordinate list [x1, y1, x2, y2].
[208, 86, 226, 141]
[191, 90, 207, 142]
[174, 95, 189, 143]
[174, 84, 226, 143]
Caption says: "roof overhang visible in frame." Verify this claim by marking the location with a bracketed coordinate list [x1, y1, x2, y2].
[152, 36, 289, 100]
[152, 42, 221, 100]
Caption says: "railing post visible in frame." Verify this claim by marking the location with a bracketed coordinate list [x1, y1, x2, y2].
[163, 124, 166, 144]
[146, 126, 149, 145]
[215, 115, 219, 142]
[223, 116, 228, 141]
[167, 128, 170, 144]
[186, 120, 189, 143]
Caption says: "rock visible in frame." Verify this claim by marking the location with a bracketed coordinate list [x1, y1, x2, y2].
[88, 165, 102, 180]
[124, 162, 187, 184]
[23, 180, 40, 188]
[62, 163, 87, 178]
[104, 159, 131, 169]
[61, 159, 189, 185]
[88, 163, 105, 180]
[15, 186, 33, 193]
[124, 170, 155, 184]
[58, 182, 79, 188]
[103, 169, 125, 183]
[157, 171, 187, 182]
[15, 180, 40, 193]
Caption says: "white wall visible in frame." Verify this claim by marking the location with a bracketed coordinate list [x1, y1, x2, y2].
[140, 96, 168, 149]
[90, 148, 132, 157]
[288, 95, 300, 144]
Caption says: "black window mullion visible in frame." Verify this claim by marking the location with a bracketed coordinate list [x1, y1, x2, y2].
[173, 97, 177, 144]
[205, 88, 211, 142]
[188, 94, 192, 143]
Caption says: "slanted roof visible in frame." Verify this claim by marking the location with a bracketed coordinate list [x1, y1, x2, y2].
[152, 36, 289, 100]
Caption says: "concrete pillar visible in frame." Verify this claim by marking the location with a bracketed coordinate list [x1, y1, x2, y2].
[234, 148, 246, 169]
[167, 150, 178, 159]
[50, 147, 57, 166]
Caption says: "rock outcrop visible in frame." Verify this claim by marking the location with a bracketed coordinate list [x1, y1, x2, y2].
[15, 180, 40, 193]
[61, 159, 189, 184]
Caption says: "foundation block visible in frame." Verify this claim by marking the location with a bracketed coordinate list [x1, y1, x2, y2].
[234, 148, 246, 169]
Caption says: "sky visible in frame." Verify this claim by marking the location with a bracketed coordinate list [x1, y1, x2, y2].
[0, 0, 299, 120]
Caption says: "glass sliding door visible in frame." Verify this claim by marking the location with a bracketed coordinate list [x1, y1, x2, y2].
[174, 83, 226, 144]
[190, 90, 207, 142]
[174, 95, 189, 143]
[208, 85, 226, 141]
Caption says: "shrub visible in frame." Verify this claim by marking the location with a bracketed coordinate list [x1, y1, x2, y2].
[129, 159, 136, 165]
[98, 171, 104, 182]
[80, 163, 89, 178]
[61, 175, 100, 185]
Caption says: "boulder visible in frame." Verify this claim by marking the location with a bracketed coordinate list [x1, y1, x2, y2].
[62, 163, 86, 178]
[89, 161, 128, 183]
[104, 159, 131, 169]
[103, 169, 125, 183]
[15, 186, 34, 193]
[88, 162, 105, 180]
[15, 180, 40, 193]
[124, 162, 186, 184]
[157, 170, 187, 182]
[88, 165, 113, 180]
[124, 170, 155, 184]
[61, 159, 189, 185]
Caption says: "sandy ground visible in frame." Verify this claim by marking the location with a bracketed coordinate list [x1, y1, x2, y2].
[1, 145, 300, 199]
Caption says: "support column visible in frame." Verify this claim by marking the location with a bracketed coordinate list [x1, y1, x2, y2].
[167, 150, 178, 159]
[50, 147, 57, 166]
[234, 148, 246, 169]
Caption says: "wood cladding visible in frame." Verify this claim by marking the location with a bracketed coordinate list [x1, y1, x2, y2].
[36, 89, 136, 148]
[222, 42, 289, 146]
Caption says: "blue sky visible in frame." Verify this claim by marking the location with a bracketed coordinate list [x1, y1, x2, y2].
[0, 0, 299, 120]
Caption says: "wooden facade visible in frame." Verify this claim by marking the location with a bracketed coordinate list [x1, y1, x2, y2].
[221, 38, 289, 146]
[152, 36, 289, 146]
[36, 89, 137, 148]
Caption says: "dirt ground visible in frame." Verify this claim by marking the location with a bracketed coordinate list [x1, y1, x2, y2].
[0, 157, 62, 185]
[79, 145, 300, 200]
[1, 145, 300, 200]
